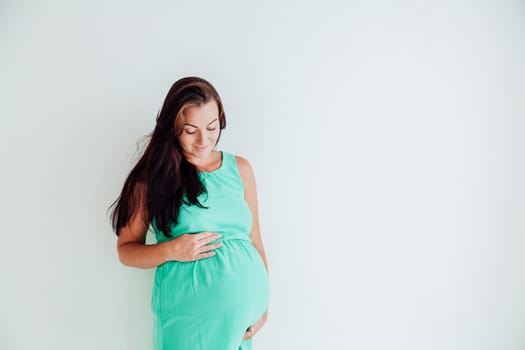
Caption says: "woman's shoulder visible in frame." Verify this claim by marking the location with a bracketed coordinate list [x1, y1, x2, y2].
[229, 152, 250, 169]
[230, 153, 255, 180]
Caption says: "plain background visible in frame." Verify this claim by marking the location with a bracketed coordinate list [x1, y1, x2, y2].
[1, 0, 524, 349]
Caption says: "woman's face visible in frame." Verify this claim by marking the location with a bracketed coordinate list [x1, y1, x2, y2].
[178, 100, 221, 160]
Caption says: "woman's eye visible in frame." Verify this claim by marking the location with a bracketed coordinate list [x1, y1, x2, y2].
[184, 128, 215, 134]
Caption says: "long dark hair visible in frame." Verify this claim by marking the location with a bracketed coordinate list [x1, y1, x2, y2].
[108, 77, 227, 238]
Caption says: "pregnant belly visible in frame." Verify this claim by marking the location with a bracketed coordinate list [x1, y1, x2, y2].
[151, 239, 270, 323]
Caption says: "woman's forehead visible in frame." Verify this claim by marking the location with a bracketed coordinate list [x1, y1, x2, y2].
[183, 102, 219, 126]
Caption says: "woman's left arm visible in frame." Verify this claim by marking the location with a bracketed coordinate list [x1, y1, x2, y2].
[236, 155, 269, 340]
[236, 155, 269, 273]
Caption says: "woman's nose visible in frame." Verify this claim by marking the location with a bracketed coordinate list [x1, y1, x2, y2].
[196, 131, 207, 144]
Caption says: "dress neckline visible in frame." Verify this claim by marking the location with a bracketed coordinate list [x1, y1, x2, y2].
[197, 150, 224, 174]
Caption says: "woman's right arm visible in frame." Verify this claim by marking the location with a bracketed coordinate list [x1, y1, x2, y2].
[116, 194, 171, 269]
[117, 224, 224, 269]
[116, 186, 224, 268]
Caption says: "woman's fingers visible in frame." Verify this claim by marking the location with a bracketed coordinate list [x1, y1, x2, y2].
[199, 242, 223, 254]
[193, 232, 223, 259]
[192, 251, 217, 261]
[196, 231, 221, 242]
[242, 327, 255, 340]
[243, 311, 267, 339]
[196, 232, 222, 254]
[168, 232, 223, 261]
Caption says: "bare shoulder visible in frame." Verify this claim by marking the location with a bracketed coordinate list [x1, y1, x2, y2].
[234, 155, 252, 174]
[234, 155, 256, 186]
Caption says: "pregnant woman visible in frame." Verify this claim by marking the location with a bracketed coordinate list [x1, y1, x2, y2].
[109, 76, 270, 349]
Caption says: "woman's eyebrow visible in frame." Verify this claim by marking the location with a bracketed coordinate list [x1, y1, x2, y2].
[184, 118, 218, 128]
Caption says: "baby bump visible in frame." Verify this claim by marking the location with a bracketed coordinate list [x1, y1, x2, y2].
[152, 239, 270, 320]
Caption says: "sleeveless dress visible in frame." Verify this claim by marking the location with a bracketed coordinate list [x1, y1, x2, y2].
[150, 150, 270, 350]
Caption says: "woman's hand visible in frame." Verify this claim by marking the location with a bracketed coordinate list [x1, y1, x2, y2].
[165, 232, 223, 262]
[242, 310, 268, 340]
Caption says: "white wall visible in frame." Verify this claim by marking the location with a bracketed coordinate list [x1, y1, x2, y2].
[1, 0, 524, 349]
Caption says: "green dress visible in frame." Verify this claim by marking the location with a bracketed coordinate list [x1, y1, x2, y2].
[150, 150, 270, 350]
